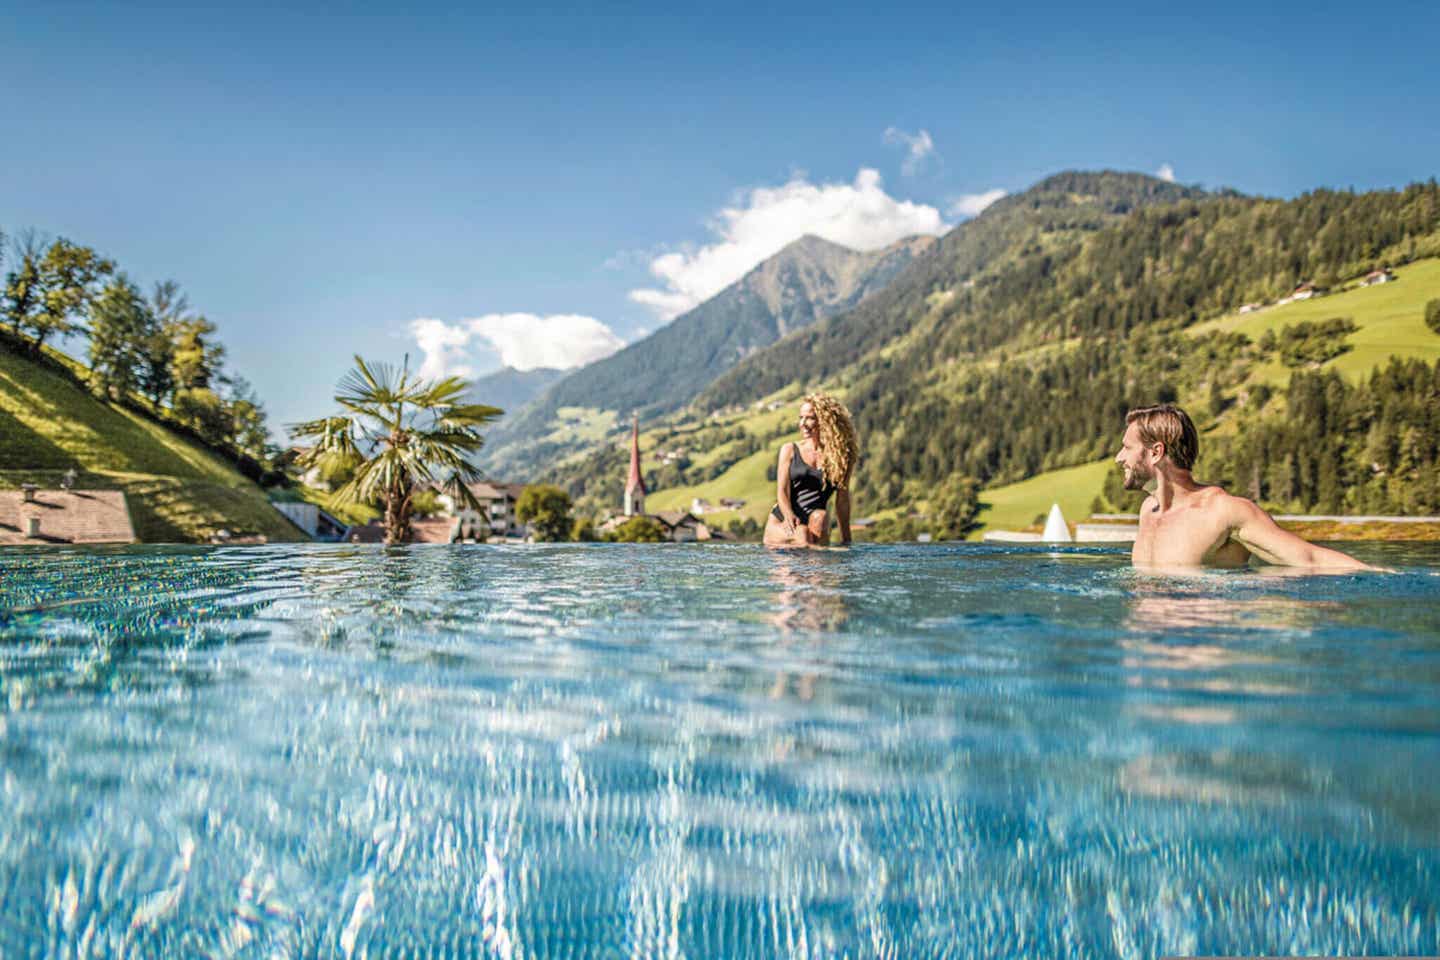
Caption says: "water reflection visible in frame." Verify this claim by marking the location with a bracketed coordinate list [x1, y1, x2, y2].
[0, 543, 1436, 956]
[764, 553, 849, 703]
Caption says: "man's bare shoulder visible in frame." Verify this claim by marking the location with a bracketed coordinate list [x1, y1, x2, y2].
[1191, 483, 1260, 519]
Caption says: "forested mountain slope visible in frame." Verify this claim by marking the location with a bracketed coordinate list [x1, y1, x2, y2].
[698, 171, 1211, 410]
[536, 174, 1440, 530]
[480, 233, 934, 474]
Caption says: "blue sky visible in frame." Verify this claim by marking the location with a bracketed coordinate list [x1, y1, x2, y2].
[3, 0, 1439, 433]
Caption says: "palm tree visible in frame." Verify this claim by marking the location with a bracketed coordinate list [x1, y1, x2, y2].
[292, 356, 502, 544]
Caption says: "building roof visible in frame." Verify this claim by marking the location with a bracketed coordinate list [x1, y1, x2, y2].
[0, 490, 136, 545]
[466, 481, 526, 501]
[654, 510, 699, 529]
[626, 417, 646, 496]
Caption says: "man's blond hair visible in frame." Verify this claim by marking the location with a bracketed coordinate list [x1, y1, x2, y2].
[1125, 404, 1198, 471]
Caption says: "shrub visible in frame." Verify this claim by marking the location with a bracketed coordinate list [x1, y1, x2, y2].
[604, 515, 666, 542]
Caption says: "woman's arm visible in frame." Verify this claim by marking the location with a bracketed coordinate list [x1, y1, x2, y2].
[836, 489, 851, 544]
[775, 443, 799, 534]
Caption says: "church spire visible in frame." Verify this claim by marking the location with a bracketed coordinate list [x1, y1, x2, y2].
[624, 416, 645, 517]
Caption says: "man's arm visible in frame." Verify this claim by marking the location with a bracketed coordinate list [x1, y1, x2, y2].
[1228, 496, 1369, 570]
[835, 488, 852, 544]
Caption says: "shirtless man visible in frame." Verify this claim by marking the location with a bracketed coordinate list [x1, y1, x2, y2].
[1115, 403, 1369, 570]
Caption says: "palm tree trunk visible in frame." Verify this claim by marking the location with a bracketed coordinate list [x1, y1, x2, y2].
[384, 481, 410, 544]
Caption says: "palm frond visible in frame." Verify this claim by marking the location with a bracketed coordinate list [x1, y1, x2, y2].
[289, 415, 350, 440]
[413, 375, 471, 409]
[440, 403, 505, 428]
[337, 355, 403, 410]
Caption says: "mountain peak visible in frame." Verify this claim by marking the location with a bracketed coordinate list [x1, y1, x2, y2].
[773, 233, 857, 260]
[1004, 169, 1214, 215]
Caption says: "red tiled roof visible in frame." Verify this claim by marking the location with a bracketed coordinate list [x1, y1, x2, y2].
[0, 490, 136, 545]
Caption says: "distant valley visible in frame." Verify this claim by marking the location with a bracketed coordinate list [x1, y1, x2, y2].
[486, 170, 1440, 537]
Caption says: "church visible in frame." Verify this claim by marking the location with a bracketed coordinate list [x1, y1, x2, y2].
[597, 417, 711, 542]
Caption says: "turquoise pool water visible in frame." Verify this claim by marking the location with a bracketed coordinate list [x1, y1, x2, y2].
[1, 543, 1437, 957]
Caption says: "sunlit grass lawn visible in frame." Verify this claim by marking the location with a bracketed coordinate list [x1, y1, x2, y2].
[1189, 257, 1440, 383]
[970, 459, 1116, 540]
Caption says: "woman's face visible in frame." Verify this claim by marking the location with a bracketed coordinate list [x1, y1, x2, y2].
[798, 402, 818, 442]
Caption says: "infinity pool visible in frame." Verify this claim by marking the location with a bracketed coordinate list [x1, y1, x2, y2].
[2, 543, 1437, 957]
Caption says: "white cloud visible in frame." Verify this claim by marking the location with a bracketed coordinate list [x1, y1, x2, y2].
[628, 167, 948, 321]
[470, 313, 625, 371]
[1157, 163, 1176, 183]
[409, 313, 625, 379]
[411, 317, 476, 381]
[948, 189, 1007, 219]
[883, 127, 938, 176]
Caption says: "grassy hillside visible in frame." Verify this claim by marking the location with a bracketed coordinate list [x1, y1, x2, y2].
[647, 449, 775, 526]
[971, 460, 1116, 539]
[0, 343, 304, 543]
[1189, 257, 1440, 383]
[965, 259, 1440, 537]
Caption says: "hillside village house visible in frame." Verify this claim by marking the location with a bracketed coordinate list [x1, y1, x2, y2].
[653, 510, 708, 542]
[0, 485, 136, 545]
[437, 481, 529, 541]
[1277, 281, 1326, 305]
[1361, 267, 1396, 286]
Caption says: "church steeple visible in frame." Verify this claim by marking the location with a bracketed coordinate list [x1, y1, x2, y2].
[624, 416, 645, 517]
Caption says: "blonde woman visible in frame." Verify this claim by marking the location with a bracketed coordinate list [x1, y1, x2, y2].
[764, 394, 858, 548]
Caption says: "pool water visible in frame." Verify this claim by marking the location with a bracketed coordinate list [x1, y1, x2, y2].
[1, 543, 1438, 957]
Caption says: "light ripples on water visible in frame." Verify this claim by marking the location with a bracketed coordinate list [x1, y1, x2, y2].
[0, 542, 1437, 957]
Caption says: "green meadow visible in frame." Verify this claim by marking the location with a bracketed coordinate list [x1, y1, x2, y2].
[1190, 257, 1440, 384]
[969, 459, 1116, 539]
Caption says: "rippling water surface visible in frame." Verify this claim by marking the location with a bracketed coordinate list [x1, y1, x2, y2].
[1, 542, 1438, 958]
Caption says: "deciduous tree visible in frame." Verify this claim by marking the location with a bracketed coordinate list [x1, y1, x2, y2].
[28, 239, 113, 351]
[88, 275, 152, 400]
[516, 484, 574, 542]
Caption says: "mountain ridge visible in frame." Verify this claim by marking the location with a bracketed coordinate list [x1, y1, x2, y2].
[480, 230, 937, 474]
[527, 171, 1440, 531]
[467, 365, 566, 417]
[698, 170, 1212, 411]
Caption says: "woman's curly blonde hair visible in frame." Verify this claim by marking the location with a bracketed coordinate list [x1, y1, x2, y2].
[804, 393, 859, 490]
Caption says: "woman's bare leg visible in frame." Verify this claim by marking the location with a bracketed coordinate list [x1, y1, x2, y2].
[764, 512, 808, 547]
[805, 510, 830, 547]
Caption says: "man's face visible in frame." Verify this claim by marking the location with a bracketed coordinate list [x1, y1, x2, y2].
[1115, 422, 1159, 490]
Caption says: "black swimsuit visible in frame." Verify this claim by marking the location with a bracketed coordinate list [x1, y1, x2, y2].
[771, 444, 836, 523]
